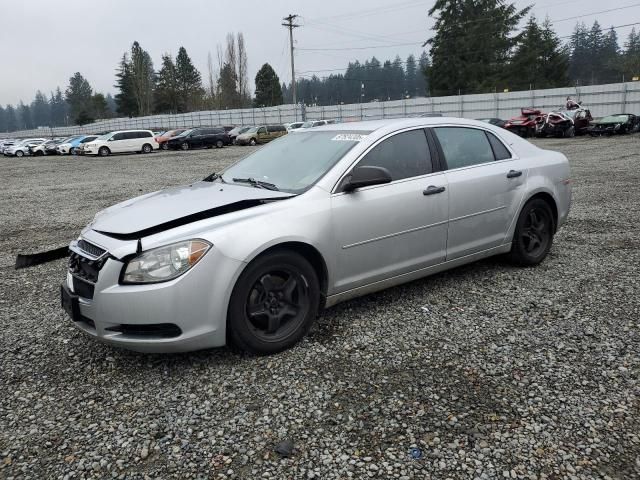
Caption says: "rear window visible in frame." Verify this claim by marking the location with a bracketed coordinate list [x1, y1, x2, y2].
[434, 127, 495, 169]
[139, 131, 152, 138]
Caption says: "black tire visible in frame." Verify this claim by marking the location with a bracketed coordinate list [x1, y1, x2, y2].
[250, 138, 257, 146]
[98, 146, 110, 157]
[563, 126, 575, 138]
[509, 198, 554, 266]
[70, 147, 77, 155]
[161, 143, 169, 150]
[15, 150, 24, 158]
[142, 143, 152, 153]
[35, 150, 44, 156]
[181, 142, 189, 151]
[216, 140, 224, 148]
[227, 251, 320, 355]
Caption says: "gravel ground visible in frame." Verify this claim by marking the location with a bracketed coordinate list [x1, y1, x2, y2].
[0, 137, 638, 480]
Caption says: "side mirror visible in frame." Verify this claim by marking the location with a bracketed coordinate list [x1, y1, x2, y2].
[107, 138, 114, 141]
[343, 166, 392, 192]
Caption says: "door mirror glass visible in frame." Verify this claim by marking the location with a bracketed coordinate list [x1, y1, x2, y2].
[343, 166, 392, 192]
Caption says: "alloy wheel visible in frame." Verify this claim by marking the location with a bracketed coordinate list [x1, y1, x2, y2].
[520, 208, 550, 257]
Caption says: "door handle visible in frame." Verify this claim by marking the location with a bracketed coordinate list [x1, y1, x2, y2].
[507, 170, 523, 178]
[423, 185, 446, 196]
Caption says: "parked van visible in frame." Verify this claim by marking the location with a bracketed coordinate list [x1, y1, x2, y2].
[83, 130, 159, 156]
[235, 125, 287, 145]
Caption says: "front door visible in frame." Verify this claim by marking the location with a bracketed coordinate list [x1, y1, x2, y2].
[331, 128, 448, 293]
[431, 126, 528, 260]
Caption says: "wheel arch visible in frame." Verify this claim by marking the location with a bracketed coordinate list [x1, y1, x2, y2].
[245, 241, 329, 306]
[522, 191, 559, 232]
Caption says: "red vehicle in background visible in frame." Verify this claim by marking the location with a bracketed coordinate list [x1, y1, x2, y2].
[155, 129, 187, 150]
[503, 108, 544, 138]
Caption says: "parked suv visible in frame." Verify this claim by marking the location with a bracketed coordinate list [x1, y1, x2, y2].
[83, 130, 159, 156]
[235, 125, 287, 145]
[166, 127, 231, 150]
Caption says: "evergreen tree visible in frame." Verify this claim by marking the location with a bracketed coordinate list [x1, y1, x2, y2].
[601, 27, 622, 82]
[253, 63, 283, 107]
[0, 106, 6, 132]
[426, 0, 530, 95]
[18, 101, 33, 130]
[586, 21, 605, 84]
[50, 88, 68, 126]
[65, 72, 93, 124]
[569, 22, 590, 84]
[176, 46, 204, 112]
[507, 17, 569, 90]
[405, 54, 418, 97]
[91, 93, 109, 119]
[105, 93, 117, 117]
[155, 53, 180, 113]
[418, 51, 431, 96]
[130, 41, 155, 116]
[31, 90, 51, 127]
[5, 105, 17, 132]
[623, 28, 640, 79]
[114, 54, 137, 117]
[217, 62, 239, 108]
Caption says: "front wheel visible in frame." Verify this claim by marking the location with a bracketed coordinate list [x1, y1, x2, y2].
[161, 143, 169, 150]
[227, 251, 320, 355]
[181, 142, 189, 151]
[249, 138, 257, 146]
[564, 126, 575, 138]
[15, 150, 24, 157]
[98, 146, 110, 157]
[141, 143, 152, 153]
[215, 140, 224, 148]
[509, 199, 554, 266]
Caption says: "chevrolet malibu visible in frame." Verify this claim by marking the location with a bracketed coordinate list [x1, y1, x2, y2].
[62, 118, 571, 354]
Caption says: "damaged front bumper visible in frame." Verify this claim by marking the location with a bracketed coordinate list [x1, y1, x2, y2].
[61, 233, 244, 353]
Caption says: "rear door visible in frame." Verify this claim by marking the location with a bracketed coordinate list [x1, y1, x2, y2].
[331, 128, 448, 293]
[110, 132, 127, 153]
[431, 126, 528, 260]
[257, 127, 268, 143]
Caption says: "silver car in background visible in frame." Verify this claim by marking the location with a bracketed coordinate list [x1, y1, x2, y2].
[62, 118, 571, 354]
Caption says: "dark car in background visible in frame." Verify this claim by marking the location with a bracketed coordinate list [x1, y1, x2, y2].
[588, 114, 640, 136]
[477, 117, 506, 128]
[166, 127, 231, 150]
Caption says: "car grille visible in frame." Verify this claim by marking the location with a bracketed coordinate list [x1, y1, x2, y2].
[68, 240, 109, 299]
[77, 239, 107, 258]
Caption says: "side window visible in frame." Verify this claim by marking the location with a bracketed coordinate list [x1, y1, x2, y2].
[125, 132, 138, 140]
[434, 127, 495, 169]
[140, 131, 152, 138]
[112, 133, 125, 141]
[486, 132, 512, 160]
[258, 127, 267, 134]
[357, 129, 432, 181]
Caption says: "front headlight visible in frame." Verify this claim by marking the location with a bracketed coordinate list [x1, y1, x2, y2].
[121, 239, 211, 284]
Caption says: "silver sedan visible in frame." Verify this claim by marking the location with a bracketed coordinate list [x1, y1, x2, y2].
[62, 118, 571, 354]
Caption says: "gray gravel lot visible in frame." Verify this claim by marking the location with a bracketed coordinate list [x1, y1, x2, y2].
[0, 137, 639, 479]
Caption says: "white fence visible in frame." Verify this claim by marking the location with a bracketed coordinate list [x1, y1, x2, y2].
[3, 81, 640, 139]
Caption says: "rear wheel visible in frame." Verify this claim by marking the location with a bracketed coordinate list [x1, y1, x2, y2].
[509, 199, 554, 266]
[141, 143, 152, 153]
[98, 146, 110, 157]
[15, 150, 24, 158]
[216, 140, 224, 148]
[228, 251, 320, 355]
[250, 138, 257, 146]
[181, 142, 189, 151]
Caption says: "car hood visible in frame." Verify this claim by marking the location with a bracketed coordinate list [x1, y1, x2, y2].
[237, 133, 255, 139]
[90, 181, 294, 237]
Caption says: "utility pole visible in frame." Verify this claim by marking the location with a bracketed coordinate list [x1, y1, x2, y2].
[282, 14, 300, 107]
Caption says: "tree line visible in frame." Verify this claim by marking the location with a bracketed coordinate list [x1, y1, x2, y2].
[3, 0, 640, 133]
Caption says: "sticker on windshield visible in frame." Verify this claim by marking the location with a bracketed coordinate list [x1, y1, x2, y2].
[331, 134, 366, 142]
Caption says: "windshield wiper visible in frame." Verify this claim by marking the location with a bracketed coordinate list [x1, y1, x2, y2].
[203, 173, 227, 183]
[232, 177, 279, 191]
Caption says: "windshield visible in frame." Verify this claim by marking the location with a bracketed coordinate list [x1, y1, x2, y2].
[600, 115, 629, 123]
[301, 122, 315, 128]
[175, 129, 194, 137]
[243, 127, 258, 134]
[221, 130, 369, 194]
[96, 133, 113, 141]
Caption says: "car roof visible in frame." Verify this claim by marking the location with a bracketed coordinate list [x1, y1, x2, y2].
[310, 117, 497, 132]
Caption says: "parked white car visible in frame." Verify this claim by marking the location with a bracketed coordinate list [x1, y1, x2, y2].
[3, 138, 47, 157]
[83, 130, 159, 156]
[0, 139, 16, 154]
[285, 122, 305, 131]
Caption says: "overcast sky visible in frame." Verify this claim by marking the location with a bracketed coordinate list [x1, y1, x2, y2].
[0, 0, 638, 106]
